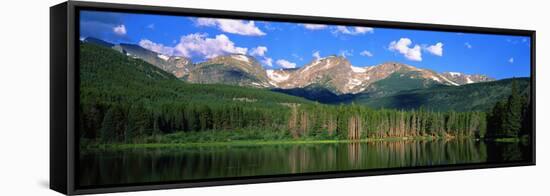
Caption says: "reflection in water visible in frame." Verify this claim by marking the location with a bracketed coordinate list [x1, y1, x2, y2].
[79, 139, 529, 187]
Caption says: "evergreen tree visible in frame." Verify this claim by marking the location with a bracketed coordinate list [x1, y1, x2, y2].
[502, 81, 523, 137]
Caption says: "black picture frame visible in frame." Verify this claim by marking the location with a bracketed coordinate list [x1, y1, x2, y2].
[50, 1, 536, 195]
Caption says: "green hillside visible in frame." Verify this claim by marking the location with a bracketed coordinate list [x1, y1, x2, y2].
[352, 78, 530, 111]
[271, 71, 530, 112]
[80, 43, 312, 107]
[271, 84, 345, 104]
[364, 71, 442, 98]
[79, 43, 314, 141]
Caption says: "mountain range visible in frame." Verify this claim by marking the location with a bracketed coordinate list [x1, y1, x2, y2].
[81, 37, 527, 111]
[83, 37, 494, 94]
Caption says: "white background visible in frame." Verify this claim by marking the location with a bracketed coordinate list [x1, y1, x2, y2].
[0, 0, 547, 195]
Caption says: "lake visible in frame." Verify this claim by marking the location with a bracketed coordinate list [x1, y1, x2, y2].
[78, 139, 530, 187]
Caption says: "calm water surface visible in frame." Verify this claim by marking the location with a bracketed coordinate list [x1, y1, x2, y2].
[79, 139, 530, 187]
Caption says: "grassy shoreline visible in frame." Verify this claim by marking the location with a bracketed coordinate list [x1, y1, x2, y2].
[82, 136, 475, 150]
[80, 128, 528, 150]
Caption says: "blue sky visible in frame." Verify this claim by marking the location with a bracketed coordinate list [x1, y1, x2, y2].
[80, 10, 531, 79]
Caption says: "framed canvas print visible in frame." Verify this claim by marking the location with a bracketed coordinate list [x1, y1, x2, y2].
[50, 1, 535, 194]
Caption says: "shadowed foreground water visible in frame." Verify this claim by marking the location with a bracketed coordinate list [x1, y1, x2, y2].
[79, 139, 530, 187]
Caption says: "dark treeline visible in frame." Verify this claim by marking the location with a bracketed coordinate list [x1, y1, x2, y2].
[486, 80, 532, 138]
[287, 103, 487, 140]
[80, 100, 289, 143]
[80, 100, 488, 143]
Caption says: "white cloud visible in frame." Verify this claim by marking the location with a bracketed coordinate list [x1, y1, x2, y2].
[195, 18, 216, 26]
[146, 24, 155, 30]
[509, 57, 514, 64]
[140, 33, 252, 60]
[302, 24, 328, 30]
[340, 50, 353, 58]
[425, 42, 444, 56]
[359, 50, 373, 57]
[353, 27, 374, 34]
[195, 18, 265, 36]
[262, 22, 279, 31]
[312, 51, 321, 60]
[276, 59, 297, 68]
[250, 46, 268, 56]
[113, 24, 127, 36]
[334, 26, 374, 35]
[464, 42, 472, 49]
[292, 53, 304, 61]
[262, 57, 273, 67]
[249, 46, 272, 67]
[389, 38, 422, 61]
[175, 33, 248, 59]
[139, 39, 176, 56]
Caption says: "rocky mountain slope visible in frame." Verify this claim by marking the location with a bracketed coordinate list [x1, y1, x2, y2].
[440, 72, 494, 85]
[184, 54, 272, 87]
[84, 37, 193, 78]
[267, 58, 494, 94]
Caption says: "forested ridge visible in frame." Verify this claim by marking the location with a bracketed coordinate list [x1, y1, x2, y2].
[271, 77, 530, 112]
[352, 77, 530, 111]
[79, 43, 531, 145]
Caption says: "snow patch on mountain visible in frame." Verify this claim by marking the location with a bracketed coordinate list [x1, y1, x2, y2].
[251, 82, 269, 87]
[440, 75, 459, 86]
[351, 66, 367, 73]
[157, 54, 170, 61]
[266, 70, 290, 83]
[466, 76, 473, 84]
[301, 61, 318, 73]
[347, 78, 363, 89]
[448, 72, 462, 77]
[231, 55, 250, 63]
[322, 59, 333, 69]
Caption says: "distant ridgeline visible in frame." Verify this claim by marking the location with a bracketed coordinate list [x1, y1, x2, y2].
[79, 41, 532, 145]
